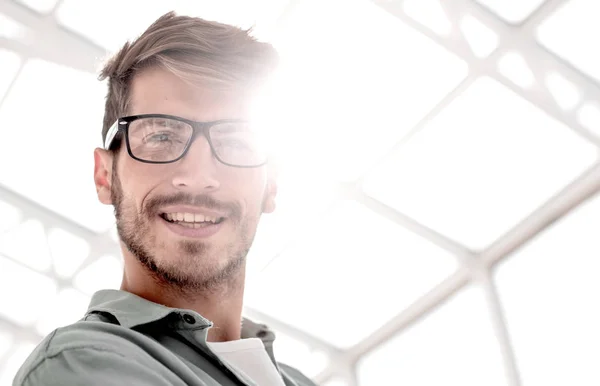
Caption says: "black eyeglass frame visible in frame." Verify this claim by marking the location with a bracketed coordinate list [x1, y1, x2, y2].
[103, 113, 268, 168]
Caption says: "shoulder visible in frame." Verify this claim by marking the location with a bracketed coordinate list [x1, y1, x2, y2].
[13, 319, 176, 386]
[279, 362, 320, 386]
[22, 316, 151, 364]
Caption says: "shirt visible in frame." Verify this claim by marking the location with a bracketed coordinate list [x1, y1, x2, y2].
[208, 338, 285, 386]
[12, 289, 318, 386]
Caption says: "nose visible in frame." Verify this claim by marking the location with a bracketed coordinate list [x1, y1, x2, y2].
[171, 136, 220, 192]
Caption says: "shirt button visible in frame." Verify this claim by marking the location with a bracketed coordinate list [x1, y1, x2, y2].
[183, 314, 196, 324]
[257, 330, 268, 338]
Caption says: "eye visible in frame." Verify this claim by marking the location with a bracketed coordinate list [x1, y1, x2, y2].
[149, 133, 171, 142]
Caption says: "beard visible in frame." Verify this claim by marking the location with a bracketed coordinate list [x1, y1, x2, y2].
[110, 162, 261, 295]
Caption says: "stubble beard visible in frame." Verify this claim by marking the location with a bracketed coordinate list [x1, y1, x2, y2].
[110, 164, 259, 296]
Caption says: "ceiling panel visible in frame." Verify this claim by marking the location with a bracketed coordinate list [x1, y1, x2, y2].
[403, 0, 452, 36]
[35, 287, 90, 336]
[13, 0, 59, 14]
[495, 192, 600, 386]
[245, 173, 338, 275]
[497, 51, 535, 88]
[475, 0, 547, 23]
[0, 342, 37, 386]
[544, 71, 581, 111]
[0, 255, 57, 326]
[0, 329, 12, 359]
[363, 76, 598, 250]
[577, 102, 600, 139]
[73, 254, 122, 296]
[0, 200, 22, 234]
[0, 13, 30, 43]
[269, 330, 329, 378]
[0, 49, 21, 101]
[0, 58, 115, 234]
[537, 0, 600, 82]
[0, 219, 51, 272]
[245, 199, 457, 348]
[322, 378, 347, 386]
[459, 14, 499, 58]
[357, 284, 509, 386]
[47, 227, 90, 279]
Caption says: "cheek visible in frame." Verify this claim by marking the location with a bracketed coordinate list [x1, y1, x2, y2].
[222, 173, 266, 217]
[119, 163, 168, 207]
[231, 170, 267, 200]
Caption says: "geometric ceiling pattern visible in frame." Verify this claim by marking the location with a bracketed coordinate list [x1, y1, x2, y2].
[1, 0, 600, 385]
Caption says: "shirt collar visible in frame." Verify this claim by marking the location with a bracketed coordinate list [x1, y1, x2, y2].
[85, 289, 275, 341]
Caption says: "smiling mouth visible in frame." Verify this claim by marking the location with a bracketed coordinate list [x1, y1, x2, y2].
[159, 212, 225, 228]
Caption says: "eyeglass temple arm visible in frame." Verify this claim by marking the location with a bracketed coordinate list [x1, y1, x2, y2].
[104, 120, 122, 150]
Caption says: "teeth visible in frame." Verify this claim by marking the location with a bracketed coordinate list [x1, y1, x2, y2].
[163, 212, 220, 224]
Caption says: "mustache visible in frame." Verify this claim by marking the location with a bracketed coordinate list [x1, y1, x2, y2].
[144, 192, 241, 219]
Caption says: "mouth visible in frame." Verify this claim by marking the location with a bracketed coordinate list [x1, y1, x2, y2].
[159, 212, 225, 229]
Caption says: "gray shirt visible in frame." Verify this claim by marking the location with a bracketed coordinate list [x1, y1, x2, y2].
[13, 289, 318, 386]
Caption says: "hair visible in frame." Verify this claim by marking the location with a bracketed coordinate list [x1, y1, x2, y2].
[98, 11, 279, 151]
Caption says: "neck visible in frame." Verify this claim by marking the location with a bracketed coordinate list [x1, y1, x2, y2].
[119, 248, 247, 342]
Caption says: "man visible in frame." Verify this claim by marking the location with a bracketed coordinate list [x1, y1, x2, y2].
[14, 11, 317, 386]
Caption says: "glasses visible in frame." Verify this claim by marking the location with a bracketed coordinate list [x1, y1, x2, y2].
[104, 114, 268, 168]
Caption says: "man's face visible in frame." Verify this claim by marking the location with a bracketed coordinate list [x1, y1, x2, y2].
[95, 67, 276, 291]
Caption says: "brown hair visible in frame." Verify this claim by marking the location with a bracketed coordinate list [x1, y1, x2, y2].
[98, 11, 278, 149]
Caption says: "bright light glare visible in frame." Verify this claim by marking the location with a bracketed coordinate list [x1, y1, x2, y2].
[268, 0, 467, 182]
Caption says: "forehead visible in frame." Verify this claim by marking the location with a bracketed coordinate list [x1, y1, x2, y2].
[129, 67, 253, 121]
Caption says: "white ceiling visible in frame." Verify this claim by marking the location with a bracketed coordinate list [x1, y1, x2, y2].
[1, 0, 600, 385]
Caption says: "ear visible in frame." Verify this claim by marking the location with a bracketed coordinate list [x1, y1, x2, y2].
[262, 178, 277, 214]
[94, 148, 114, 205]
[262, 161, 278, 214]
